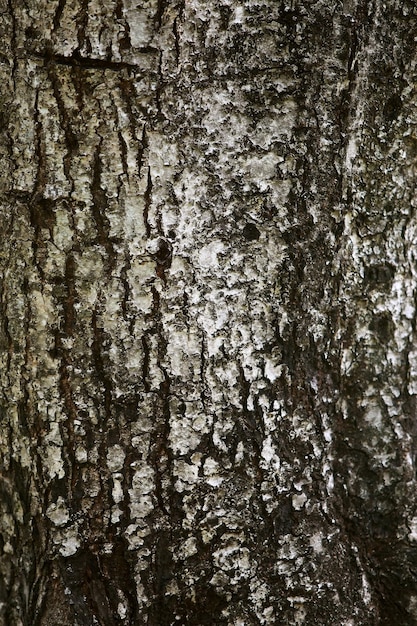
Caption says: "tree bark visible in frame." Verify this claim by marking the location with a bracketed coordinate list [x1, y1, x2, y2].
[1, 0, 417, 624]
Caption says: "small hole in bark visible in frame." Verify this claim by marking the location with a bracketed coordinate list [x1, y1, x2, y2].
[242, 223, 260, 241]
[383, 94, 402, 122]
[155, 239, 172, 264]
[369, 311, 393, 340]
[119, 34, 131, 50]
[25, 26, 39, 39]
[364, 263, 395, 290]
[0, 111, 7, 130]
[167, 230, 176, 240]
[31, 197, 56, 231]
[147, 237, 173, 267]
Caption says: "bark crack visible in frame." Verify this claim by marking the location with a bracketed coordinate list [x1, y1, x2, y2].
[137, 124, 148, 179]
[30, 49, 156, 72]
[155, 0, 167, 28]
[173, 17, 180, 66]
[52, 0, 67, 32]
[91, 141, 116, 266]
[143, 166, 152, 238]
[91, 306, 113, 424]
[7, 0, 17, 88]
[48, 67, 78, 192]
[117, 130, 129, 182]
[29, 90, 49, 281]
[141, 334, 151, 393]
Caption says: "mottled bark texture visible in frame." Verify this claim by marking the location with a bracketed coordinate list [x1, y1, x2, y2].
[1, 0, 417, 624]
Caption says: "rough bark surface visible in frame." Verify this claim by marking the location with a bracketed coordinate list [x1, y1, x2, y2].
[1, 0, 417, 624]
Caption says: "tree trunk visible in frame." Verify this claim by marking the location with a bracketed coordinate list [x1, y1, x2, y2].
[1, 0, 417, 624]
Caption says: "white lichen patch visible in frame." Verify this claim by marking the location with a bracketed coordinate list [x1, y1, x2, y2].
[46, 497, 70, 527]
[408, 516, 417, 542]
[197, 241, 225, 270]
[165, 327, 201, 379]
[234, 441, 245, 465]
[117, 602, 127, 620]
[59, 528, 81, 557]
[112, 475, 124, 504]
[75, 446, 88, 463]
[44, 423, 65, 480]
[261, 436, 280, 470]
[174, 460, 200, 492]
[264, 358, 282, 383]
[169, 414, 203, 455]
[203, 457, 224, 487]
[408, 595, 417, 618]
[128, 495, 154, 520]
[131, 464, 154, 494]
[212, 534, 250, 576]
[111, 507, 123, 524]
[177, 537, 198, 560]
[124, 524, 150, 550]
[124, 2, 155, 48]
[147, 132, 178, 180]
[361, 573, 372, 606]
[362, 403, 383, 429]
[309, 533, 323, 554]
[107, 445, 126, 473]
[292, 493, 307, 510]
